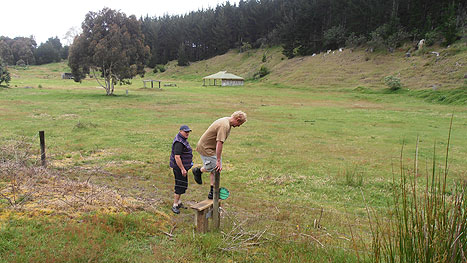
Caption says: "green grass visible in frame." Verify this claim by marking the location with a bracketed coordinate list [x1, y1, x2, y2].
[409, 86, 467, 105]
[0, 212, 170, 263]
[1, 44, 466, 262]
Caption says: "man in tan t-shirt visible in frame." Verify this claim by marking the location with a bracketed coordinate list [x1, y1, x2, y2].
[192, 111, 247, 199]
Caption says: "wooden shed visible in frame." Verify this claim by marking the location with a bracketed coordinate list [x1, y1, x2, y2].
[61, 72, 73, 79]
[203, 71, 244, 86]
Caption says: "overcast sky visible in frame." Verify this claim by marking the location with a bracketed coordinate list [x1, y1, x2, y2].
[2, 0, 239, 45]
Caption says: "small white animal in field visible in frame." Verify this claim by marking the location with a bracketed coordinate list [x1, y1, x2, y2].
[327, 50, 331, 54]
[418, 39, 425, 50]
[431, 51, 439, 57]
[339, 48, 343, 52]
[312, 53, 316, 57]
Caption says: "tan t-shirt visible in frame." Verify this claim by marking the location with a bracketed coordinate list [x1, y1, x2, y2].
[196, 117, 231, 156]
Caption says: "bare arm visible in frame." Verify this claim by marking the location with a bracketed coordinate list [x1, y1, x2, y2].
[174, 155, 187, 176]
[215, 140, 223, 172]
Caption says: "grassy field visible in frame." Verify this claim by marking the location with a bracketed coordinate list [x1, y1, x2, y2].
[0, 44, 466, 262]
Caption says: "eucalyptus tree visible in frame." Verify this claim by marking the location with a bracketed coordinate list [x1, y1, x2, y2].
[68, 8, 150, 95]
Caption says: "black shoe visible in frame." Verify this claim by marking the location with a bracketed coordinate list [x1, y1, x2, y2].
[177, 203, 186, 209]
[171, 205, 180, 214]
[193, 167, 202, 185]
[208, 190, 213, 199]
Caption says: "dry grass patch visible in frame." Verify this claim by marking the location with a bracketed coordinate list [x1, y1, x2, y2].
[0, 140, 169, 221]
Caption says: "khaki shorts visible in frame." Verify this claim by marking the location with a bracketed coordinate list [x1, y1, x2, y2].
[201, 155, 221, 172]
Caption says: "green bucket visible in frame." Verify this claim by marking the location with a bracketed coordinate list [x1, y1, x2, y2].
[219, 187, 230, 200]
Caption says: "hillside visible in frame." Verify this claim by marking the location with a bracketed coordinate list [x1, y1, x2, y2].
[154, 43, 466, 90]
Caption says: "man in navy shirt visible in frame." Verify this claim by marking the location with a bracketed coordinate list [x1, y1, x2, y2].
[169, 125, 193, 214]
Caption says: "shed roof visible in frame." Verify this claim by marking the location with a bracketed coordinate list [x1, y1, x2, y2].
[203, 71, 244, 80]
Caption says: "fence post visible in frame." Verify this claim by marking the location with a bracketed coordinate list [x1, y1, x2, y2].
[212, 170, 220, 230]
[39, 131, 46, 167]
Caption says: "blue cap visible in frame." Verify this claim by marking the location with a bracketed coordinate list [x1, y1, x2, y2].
[179, 125, 192, 132]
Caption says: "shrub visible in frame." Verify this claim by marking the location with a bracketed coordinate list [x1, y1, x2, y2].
[345, 33, 367, 48]
[368, 27, 386, 50]
[0, 62, 11, 86]
[439, 3, 460, 46]
[386, 29, 410, 50]
[239, 42, 252, 53]
[323, 25, 346, 50]
[158, 65, 166, 72]
[254, 65, 270, 79]
[153, 65, 166, 73]
[424, 30, 439, 46]
[368, 22, 409, 51]
[384, 75, 402, 90]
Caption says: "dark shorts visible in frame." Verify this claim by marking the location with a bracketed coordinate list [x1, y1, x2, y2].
[173, 167, 188, 195]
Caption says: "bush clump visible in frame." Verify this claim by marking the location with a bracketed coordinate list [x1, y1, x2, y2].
[384, 75, 402, 90]
[0, 62, 11, 86]
[153, 65, 166, 73]
[254, 65, 270, 79]
[323, 25, 346, 50]
[345, 33, 367, 48]
[368, 22, 409, 51]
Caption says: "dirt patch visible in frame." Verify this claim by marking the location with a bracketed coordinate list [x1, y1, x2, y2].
[0, 141, 166, 219]
[0, 162, 165, 219]
[58, 114, 80, 119]
[350, 101, 385, 110]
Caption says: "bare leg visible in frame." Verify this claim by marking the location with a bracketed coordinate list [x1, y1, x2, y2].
[173, 193, 180, 206]
[200, 167, 216, 186]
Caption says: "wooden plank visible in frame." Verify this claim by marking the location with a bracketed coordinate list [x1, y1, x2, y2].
[190, 199, 213, 211]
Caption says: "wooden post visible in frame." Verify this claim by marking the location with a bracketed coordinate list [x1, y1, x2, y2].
[191, 199, 219, 233]
[158, 81, 161, 89]
[151, 81, 153, 88]
[39, 131, 46, 167]
[212, 170, 220, 230]
[196, 209, 209, 233]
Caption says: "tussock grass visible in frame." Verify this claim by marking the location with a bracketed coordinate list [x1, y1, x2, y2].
[342, 165, 365, 187]
[370, 117, 467, 262]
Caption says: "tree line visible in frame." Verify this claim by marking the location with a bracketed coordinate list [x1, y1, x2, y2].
[0, 36, 68, 66]
[142, 0, 465, 65]
[1, 0, 465, 69]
